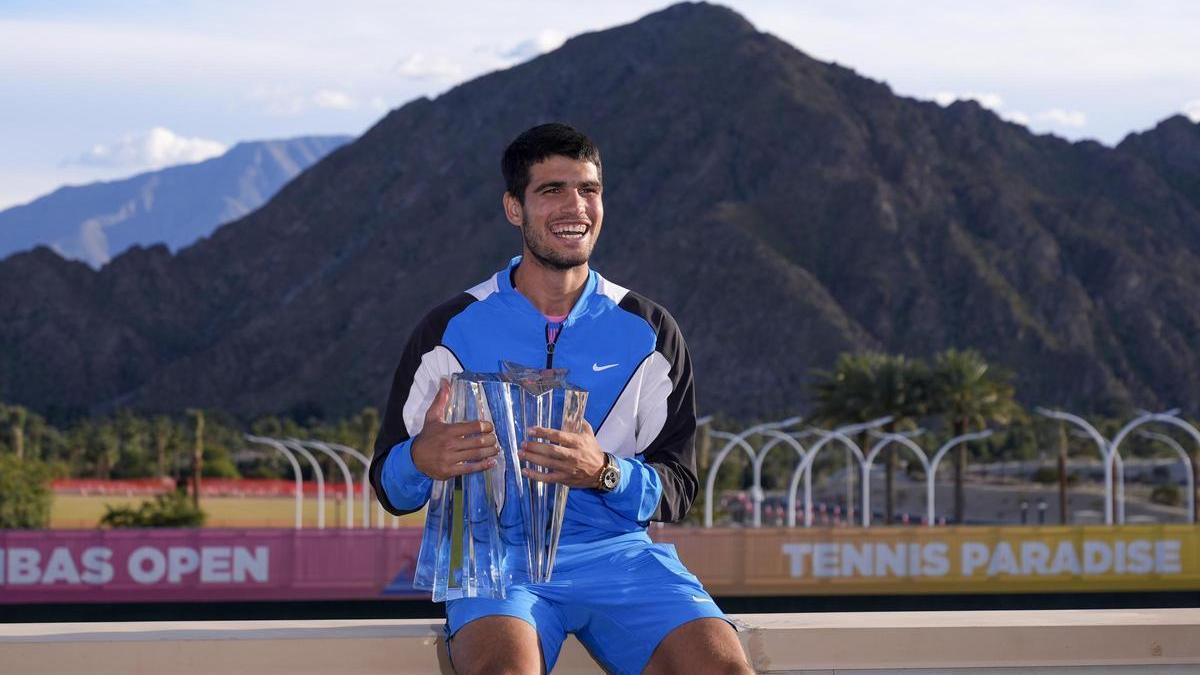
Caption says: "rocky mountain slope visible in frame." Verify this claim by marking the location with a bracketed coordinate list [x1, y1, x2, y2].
[2, 3, 1198, 421]
[0, 135, 350, 266]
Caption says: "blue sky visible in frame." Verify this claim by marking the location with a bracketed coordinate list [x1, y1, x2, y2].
[2, 0, 1198, 210]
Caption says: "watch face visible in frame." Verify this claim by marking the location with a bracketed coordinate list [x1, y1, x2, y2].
[601, 468, 619, 490]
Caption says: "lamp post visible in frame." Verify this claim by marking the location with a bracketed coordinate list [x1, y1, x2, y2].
[245, 435, 305, 529]
[925, 430, 993, 527]
[281, 440, 327, 529]
[294, 439, 356, 529]
[1136, 431, 1196, 523]
[1036, 408, 1113, 524]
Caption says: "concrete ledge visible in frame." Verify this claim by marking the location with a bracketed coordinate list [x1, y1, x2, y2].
[2, 609, 1198, 674]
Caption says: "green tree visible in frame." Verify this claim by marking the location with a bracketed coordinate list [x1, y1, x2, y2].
[0, 455, 52, 528]
[811, 352, 930, 524]
[87, 422, 120, 479]
[927, 349, 1019, 524]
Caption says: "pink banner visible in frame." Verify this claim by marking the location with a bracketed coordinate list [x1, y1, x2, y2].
[0, 528, 423, 604]
[52, 479, 363, 498]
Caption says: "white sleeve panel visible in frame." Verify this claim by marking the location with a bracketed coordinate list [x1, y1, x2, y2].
[400, 345, 464, 437]
[634, 352, 673, 454]
[595, 357, 648, 458]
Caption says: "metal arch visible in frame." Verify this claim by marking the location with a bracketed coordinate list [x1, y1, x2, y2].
[245, 435, 305, 529]
[295, 439, 356, 529]
[279, 439, 327, 529]
[702, 418, 801, 528]
[325, 441, 383, 529]
[750, 429, 811, 527]
[704, 430, 759, 528]
[861, 432, 932, 528]
[1137, 431, 1197, 523]
[926, 430, 994, 528]
[784, 417, 892, 528]
[1036, 408, 1114, 524]
[1111, 411, 1200, 525]
[788, 430, 866, 527]
[1104, 408, 1180, 523]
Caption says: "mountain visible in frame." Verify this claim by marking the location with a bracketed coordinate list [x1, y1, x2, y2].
[0, 136, 351, 267]
[2, 2, 1199, 422]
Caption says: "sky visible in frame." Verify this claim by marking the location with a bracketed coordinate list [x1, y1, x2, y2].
[2, 0, 1199, 211]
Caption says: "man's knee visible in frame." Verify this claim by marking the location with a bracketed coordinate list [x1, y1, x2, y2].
[645, 617, 753, 675]
[449, 616, 544, 675]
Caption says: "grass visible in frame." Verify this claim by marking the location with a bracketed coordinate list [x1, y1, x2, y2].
[49, 494, 426, 529]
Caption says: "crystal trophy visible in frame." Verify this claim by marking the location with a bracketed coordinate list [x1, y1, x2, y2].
[413, 365, 587, 601]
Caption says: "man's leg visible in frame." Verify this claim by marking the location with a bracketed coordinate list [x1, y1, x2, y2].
[448, 616, 544, 675]
[643, 617, 753, 675]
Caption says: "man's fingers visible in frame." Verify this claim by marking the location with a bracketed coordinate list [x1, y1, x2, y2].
[519, 448, 568, 472]
[527, 426, 576, 447]
[522, 440, 568, 460]
[425, 379, 452, 425]
[522, 467, 568, 484]
[446, 419, 495, 436]
[446, 431, 498, 452]
[447, 444, 500, 463]
[442, 458, 497, 477]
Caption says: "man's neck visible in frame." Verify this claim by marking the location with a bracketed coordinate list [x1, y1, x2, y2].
[512, 254, 589, 318]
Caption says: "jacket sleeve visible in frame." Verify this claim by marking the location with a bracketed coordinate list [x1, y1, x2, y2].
[369, 295, 471, 515]
[603, 297, 698, 523]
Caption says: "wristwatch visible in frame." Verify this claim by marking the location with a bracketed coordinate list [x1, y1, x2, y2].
[596, 452, 621, 493]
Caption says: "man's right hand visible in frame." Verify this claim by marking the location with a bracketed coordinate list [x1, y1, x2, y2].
[410, 379, 500, 480]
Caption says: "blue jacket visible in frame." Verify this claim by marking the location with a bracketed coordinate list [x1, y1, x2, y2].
[369, 256, 698, 542]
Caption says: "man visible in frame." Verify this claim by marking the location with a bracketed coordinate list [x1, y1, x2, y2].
[370, 123, 751, 674]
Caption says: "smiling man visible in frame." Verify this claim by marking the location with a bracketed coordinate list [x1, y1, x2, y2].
[370, 123, 751, 674]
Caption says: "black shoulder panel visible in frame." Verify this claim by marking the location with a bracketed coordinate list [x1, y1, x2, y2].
[617, 291, 699, 523]
[369, 292, 476, 514]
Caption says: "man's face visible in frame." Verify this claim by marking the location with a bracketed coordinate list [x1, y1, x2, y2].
[505, 155, 603, 271]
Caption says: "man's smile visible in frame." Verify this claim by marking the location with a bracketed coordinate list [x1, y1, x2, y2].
[550, 220, 590, 240]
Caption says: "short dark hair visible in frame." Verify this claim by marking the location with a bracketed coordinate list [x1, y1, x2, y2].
[501, 123, 602, 203]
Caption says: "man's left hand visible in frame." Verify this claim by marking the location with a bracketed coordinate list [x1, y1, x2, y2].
[519, 420, 607, 488]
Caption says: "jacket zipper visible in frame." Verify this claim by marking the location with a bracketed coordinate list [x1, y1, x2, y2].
[545, 322, 564, 368]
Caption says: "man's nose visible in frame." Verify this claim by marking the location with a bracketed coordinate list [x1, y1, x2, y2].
[568, 188, 588, 214]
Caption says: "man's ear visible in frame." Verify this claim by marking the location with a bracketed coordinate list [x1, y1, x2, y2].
[503, 192, 524, 227]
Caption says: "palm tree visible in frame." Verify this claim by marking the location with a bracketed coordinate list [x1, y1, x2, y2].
[811, 352, 931, 524]
[928, 349, 1019, 524]
[1, 404, 27, 460]
[152, 416, 173, 479]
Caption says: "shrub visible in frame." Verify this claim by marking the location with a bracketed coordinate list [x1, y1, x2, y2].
[0, 455, 52, 528]
[1150, 484, 1182, 507]
[100, 490, 206, 528]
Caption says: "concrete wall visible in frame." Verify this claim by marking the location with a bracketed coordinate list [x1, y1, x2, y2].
[2, 609, 1198, 673]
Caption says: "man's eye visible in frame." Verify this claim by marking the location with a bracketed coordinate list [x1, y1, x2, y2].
[544, 187, 560, 194]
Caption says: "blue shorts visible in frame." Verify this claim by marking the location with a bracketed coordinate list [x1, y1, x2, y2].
[445, 530, 730, 674]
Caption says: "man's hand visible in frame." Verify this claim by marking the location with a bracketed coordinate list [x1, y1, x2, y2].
[519, 420, 606, 488]
[410, 379, 500, 480]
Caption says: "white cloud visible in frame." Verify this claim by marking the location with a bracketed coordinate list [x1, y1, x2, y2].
[500, 29, 567, 61]
[931, 91, 1004, 110]
[1035, 108, 1088, 128]
[246, 86, 360, 115]
[1000, 110, 1031, 126]
[312, 89, 356, 110]
[1184, 100, 1200, 123]
[393, 53, 463, 80]
[69, 127, 227, 170]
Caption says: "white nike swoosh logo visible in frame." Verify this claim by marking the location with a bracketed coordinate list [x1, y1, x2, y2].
[692, 595, 713, 603]
[592, 362, 619, 372]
